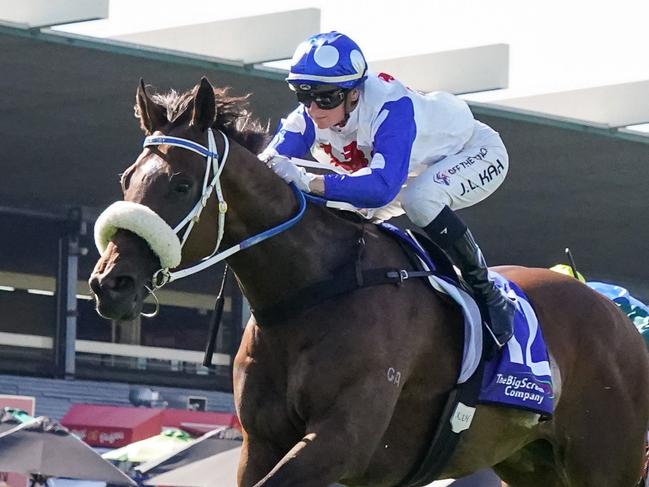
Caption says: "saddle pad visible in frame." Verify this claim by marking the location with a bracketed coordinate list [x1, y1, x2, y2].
[378, 223, 484, 384]
[378, 224, 554, 416]
[479, 272, 554, 416]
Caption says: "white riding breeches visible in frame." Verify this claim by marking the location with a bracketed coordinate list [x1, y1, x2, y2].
[374, 123, 509, 226]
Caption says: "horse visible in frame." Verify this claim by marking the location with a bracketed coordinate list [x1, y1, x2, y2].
[89, 77, 649, 487]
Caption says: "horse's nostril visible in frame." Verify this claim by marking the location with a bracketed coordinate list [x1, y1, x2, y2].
[90, 274, 135, 296]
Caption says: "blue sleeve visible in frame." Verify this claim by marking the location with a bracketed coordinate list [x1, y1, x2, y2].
[264, 105, 316, 159]
[323, 97, 416, 208]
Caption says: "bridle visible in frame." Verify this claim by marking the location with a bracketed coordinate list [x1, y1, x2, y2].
[94, 128, 307, 315]
[142, 128, 229, 288]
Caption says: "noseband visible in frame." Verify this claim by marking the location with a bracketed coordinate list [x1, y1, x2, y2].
[94, 129, 307, 312]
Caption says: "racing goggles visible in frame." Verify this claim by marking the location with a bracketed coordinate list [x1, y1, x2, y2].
[291, 85, 348, 110]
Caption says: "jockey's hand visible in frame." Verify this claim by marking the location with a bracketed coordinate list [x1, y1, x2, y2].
[267, 156, 315, 192]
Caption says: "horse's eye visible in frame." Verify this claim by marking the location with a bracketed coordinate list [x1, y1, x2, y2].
[173, 182, 192, 195]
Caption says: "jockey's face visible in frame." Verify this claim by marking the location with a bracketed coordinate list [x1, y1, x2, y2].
[305, 88, 360, 129]
[306, 100, 346, 129]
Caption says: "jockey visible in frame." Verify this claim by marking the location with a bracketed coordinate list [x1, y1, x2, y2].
[260, 31, 515, 348]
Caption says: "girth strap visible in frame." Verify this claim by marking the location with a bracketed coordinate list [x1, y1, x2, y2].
[397, 358, 487, 487]
[252, 264, 434, 326]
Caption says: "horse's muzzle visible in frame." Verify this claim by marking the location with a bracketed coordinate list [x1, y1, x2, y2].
[89, 270, 142, 320]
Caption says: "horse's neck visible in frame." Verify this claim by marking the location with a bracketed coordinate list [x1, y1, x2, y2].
[221, 143, 360, 310]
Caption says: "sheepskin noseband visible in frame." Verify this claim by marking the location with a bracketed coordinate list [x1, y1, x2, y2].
[94, 201, 182, 269]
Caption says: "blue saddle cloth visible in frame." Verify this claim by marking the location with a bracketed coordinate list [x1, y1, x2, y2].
[479, 275, 554, 415]
[379, 222, 555, 416]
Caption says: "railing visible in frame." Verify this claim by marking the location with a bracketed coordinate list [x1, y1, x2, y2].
[0, 331, 230, 366]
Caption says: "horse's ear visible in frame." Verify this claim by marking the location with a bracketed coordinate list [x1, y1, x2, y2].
[135, 79, 167, 135]
[191, 77, 216, 132]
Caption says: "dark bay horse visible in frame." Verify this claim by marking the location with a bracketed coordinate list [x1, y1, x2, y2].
[89, 78, 649, 487]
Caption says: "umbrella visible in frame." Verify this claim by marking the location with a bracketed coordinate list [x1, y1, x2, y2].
[0, 407, 34, 433]
[445, 469, 502, 486]
[137, 427, 241, 476]
[102, 428, 194, 464]
[143, 445, 242, 487]
[0, 416, 135, 486]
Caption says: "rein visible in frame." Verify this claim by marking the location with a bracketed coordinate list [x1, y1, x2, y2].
[95, 129, 429, 324]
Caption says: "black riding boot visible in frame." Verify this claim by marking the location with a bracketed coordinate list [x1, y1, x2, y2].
[423, 206, 515, 348]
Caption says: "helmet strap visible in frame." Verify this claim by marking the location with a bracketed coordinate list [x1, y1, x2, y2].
[339, 89, 360, 127]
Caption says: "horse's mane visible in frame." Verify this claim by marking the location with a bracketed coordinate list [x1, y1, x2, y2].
[142, 85, 271, 154]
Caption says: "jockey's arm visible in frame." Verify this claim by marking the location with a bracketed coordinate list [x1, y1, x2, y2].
[322, 96, 416, 208]
[259, 105, 315, 162]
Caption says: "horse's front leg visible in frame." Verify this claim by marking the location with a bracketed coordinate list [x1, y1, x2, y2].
[251, 421, 354, 487]
[237, 420, 356, 487]
[250, 396, 396, 487]
[238, 435, 283, 487]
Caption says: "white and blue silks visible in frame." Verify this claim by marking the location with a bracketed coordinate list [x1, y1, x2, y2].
[261, 73, 476, 209]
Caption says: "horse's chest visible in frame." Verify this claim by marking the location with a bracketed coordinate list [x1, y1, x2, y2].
[237, 364, 302, 441]
[241, 397, 293, 438]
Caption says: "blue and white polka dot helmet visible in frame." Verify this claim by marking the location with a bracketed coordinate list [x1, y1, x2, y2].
[287, 31, 368, 90]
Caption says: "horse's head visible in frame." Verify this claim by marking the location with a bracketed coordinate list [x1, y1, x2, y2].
[89, 77, 233, 320]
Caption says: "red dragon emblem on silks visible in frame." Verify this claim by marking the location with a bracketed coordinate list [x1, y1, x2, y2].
[320, 141, 369, 172]
[377, 72, 395, 82]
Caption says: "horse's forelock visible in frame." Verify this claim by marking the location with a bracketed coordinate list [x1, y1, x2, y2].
[145, 89, 190, 123]
[140, 84, 270, 154]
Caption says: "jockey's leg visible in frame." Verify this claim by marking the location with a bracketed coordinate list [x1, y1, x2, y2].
[400, 126, 514, 348]
[424, 206, 515, 348]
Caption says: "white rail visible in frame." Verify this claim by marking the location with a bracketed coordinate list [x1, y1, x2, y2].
[0, 331, 230, 366]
